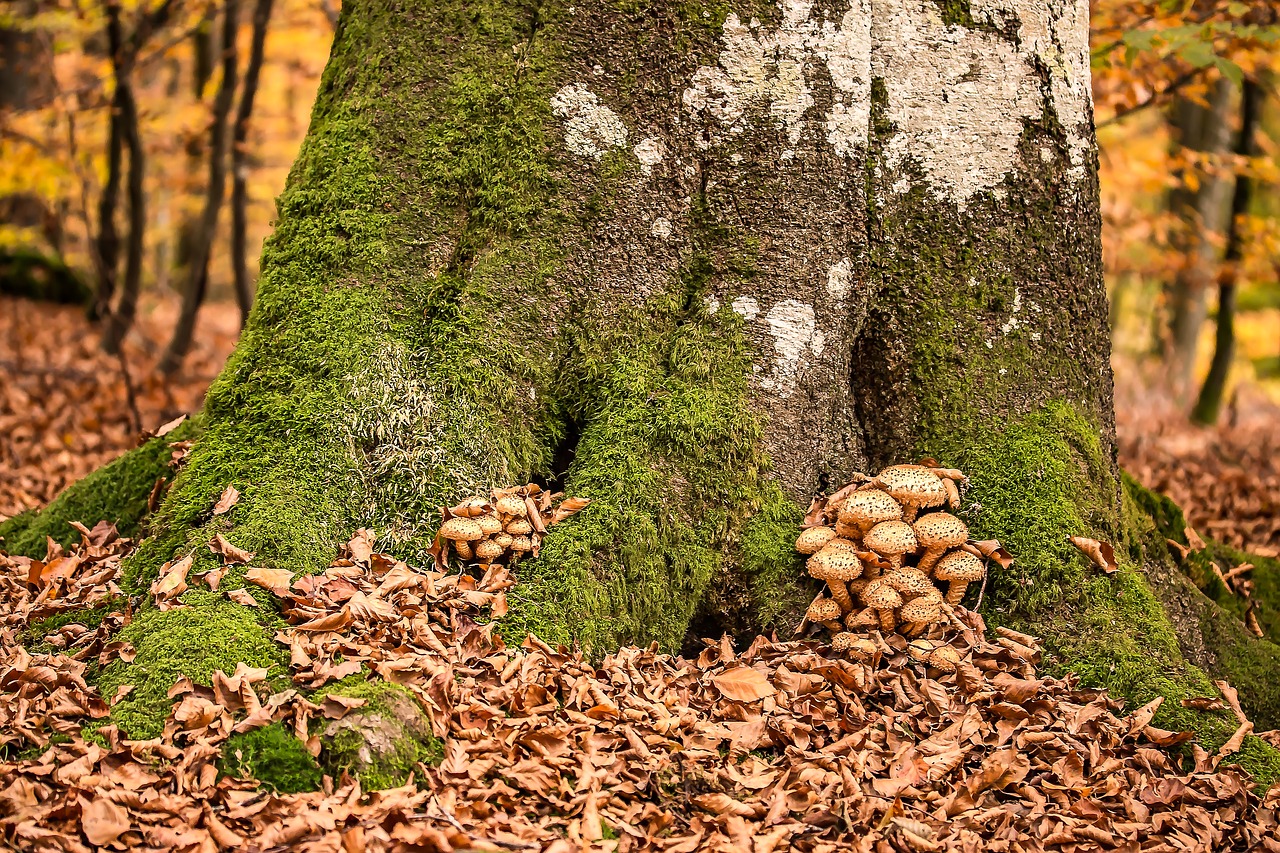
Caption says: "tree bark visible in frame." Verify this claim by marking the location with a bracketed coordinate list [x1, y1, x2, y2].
[10, 0, 1280, 767]
[230, 0, 276, 325]
[1192, 78, 1262, 425]
[160, 0, 240, 374]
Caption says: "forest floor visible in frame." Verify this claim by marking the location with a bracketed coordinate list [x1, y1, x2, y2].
[2, 295, 1280, 851]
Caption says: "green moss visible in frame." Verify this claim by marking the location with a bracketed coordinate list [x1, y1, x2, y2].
[0, 418, 198, 559]
[315, 676, 441, 790]
[20, 604, 115, 653]
[219, 722, 323, 793]
[0, 248, 91, 305]
[96, 590, 289, 739]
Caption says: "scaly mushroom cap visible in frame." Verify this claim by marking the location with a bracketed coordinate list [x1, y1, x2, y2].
[927, 645, 961, 672]
[509, 535, 534, 553]
[846, 607, 880, 629]
[832, 633, 876, 662]
[862, 520, 918, 559]
[913, 512, 968, 550]
[475, 539, 504, 562]
[440, 517, 484, 542]
[873, 465, 948, 515]
[795, 526, 838, 555]
[834, 521, 861, 540]
[506, 518, 534, 536]
[838, 489, 903, 530]
[820, 538, 860, 556]
[495, 496, 528, 517]
[807, 549, 863, 582]
[933, 550, 985, 583]
[884, 568, 934, 598]
[900, 596, 943, 625]
[908, 640, 939, 663]
[475, 514, 503, 536]
[493, 532, 514, 549]
[860, 579, 903, 610]
[807, 598, 843, 623]
[847, 579, 869, 598]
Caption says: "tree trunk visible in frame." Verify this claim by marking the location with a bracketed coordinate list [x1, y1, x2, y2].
[8, 0, 1280, 770]
[230, 0, 276, 325]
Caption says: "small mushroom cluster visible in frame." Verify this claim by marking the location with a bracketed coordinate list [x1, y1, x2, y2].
[432, 484, 589, 571]
[798, 463, 989, 662]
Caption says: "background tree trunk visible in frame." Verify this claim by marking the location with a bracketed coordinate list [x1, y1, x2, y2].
[6, 0, 1278, 773]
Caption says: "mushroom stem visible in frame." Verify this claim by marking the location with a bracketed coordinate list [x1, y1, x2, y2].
[876, 607, 895, 632]
[901, 504, 920, 523]
[945, 581, 970, 606]
[863, 561, 881, 580]
[827, 581, 854, 612]
[917, 547, 946, 573]
[820, 619, 843, 633]
[886, 554, 904, 572]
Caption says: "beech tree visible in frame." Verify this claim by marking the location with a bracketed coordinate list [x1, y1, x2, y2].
[5, 0, 1279, 775]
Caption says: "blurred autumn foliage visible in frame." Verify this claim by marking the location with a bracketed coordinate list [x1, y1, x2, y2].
[0, 0, 1276, 401]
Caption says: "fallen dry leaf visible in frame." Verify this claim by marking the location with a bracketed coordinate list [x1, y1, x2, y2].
[213, 484, 241, 515]
[245, 566, 295, 597]
[1070, 536, 1118, 573]
[226, 588, 259, 607]
[712, 666, 774, 702]
[210, 533, 255, 565]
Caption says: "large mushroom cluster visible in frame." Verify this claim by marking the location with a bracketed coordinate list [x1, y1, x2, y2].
[799, 463, 991, 664]
[431, 484, 588, 571]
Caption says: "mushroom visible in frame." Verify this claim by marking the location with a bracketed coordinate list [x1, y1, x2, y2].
[873, 465, 948, 522]
[862, 520, 918, 572]
[440, 517, 484, 543]
[455, 540, 474, 561]
[933, 550, 985, 606]
[907, 639, 959, 671]
[476, 514, 503, 536]
[795, 526, 838, 555]
[495, 496, 528, 518]
[493, 532, 514, 550]
[845, 607, 880, 630]
[806, 597, 844, 633]
[506, 518, 534, 536]
[899, 592, 943, 636]
[821, 537, 861, 556]
[807, 549, 863, 612]
[912, 512, 969, 572]
[475, 539, 503, 564]
[838, 490, 903, 539]
[884, 567, 935, 599]
[509, 535, 534, 555]
[860, 579, 902, 632]
[832, 633, 877, 663]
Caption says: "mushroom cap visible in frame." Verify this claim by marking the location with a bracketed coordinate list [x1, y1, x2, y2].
[838, 489, 903, 528]
[885, 568, 935, 597]
[795, 526, 838, 555]
[874, 465, 948, 508]
[933, 550, 985, 582]
[927, 645, 961, 672]
[440, 517, 484, 542]
[807, 598, 842, 623]
[908, 640, 939, 662]
[831, 632, 858, 652]
[475, 539, 504, 561]
[506, 518, 534, 536]
[860, 578, 903, 610]
[495, 496, 528, 517]
[808, 549, 863, 582]
[913, 512, 968, 548]
[834, 521, 862, 540]
[493, 532, 514, 549]
[900, 596, 942, 624]
[846, 607, 880, 629]
[821, 538, 860, 556]
[509, 535, 534, 553]
[475, 514, 503, 536]
[862, 520, 919, 557]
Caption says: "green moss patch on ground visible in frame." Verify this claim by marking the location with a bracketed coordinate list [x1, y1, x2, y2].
[314, 675, 442, 790]
[219, 722, 323, 793]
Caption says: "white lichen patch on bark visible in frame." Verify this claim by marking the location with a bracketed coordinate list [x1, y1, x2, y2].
[682, 0, 871, 154]
[550, 84, 628, 160]
[872, 0, 1093, 203]
[649, 216, 674, 240]
[634, 137, 666, 174]
[827, 257, 853, 301]
[731, 296, 761, 321]
[759, 299, 817, 397]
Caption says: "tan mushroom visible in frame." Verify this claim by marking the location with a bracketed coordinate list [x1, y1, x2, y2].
[475, 514, 503, 536]
[899, 594, 943, 636]
[455, 540, 474, 561]
[847, 578, 869, 599]
[834, 520, 861, 540]
[873, 465, 948, 522]
[862, 520, 918, 572]
[884, 567, 935, 599]
[927, 645, 961, 673]
[440, 517, 484, 543]
[493, 532, 514, 550]
[821, 538, 860, 556]
[933, 550, 985, 606]
[806, 598, 844, 633]
[475, 539, 504, 564]
[913, 512, 969, 572]
[838, 489, 903, 539]
[506, 518, 534, 536]
[845, 607, 880, 630]
[509, 535, 534, 554]
[495, 496, 528, 518]
[860, 579, 902, 632]
[807, 549, 863, 612]
[832, 633, 877, 663]
[795, 526, 838, 555]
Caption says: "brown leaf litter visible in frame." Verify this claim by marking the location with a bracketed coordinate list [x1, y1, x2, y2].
[1, 527, 1279, 851]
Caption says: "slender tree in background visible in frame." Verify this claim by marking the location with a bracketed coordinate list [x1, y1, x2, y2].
[173, 2, 219, 279]
[1192, 78, 1264, 425]
[230, 0, 275, 324]
[6, 0, 1279, 767]
[1162, 79, 1235, 398]
[160, 0, 239, 373]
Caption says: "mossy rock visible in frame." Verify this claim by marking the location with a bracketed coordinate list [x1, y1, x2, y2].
[219, 722, 323, 793]
[315, 676, 442, 790]
[0, 248, 91, 305]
